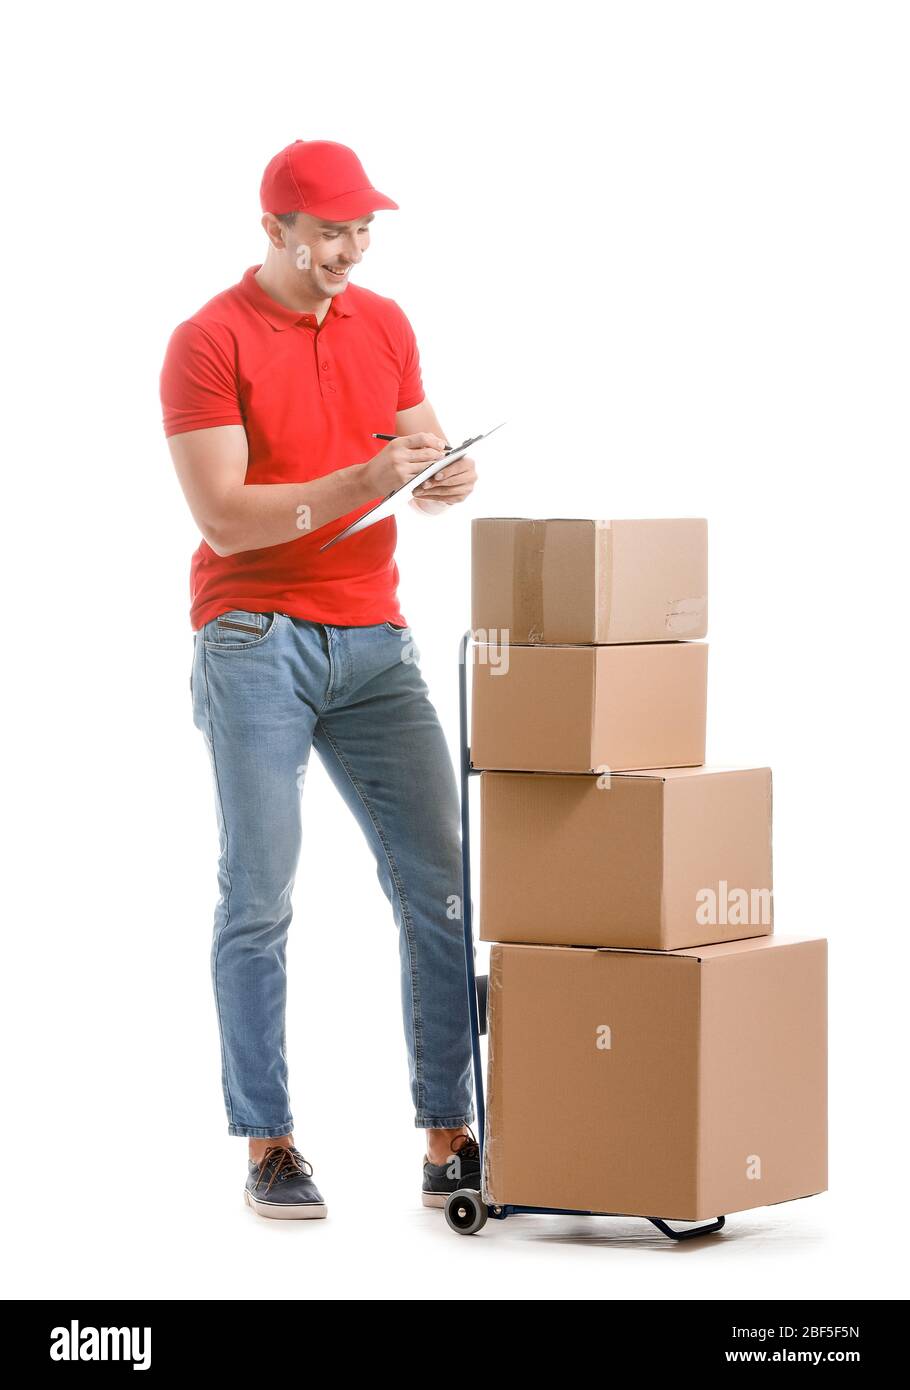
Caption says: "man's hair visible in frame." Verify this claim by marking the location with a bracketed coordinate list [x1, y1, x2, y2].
[275, 211, 298, 228]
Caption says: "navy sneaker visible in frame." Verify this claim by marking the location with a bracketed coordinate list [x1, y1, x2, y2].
[244, 1144, 327, 1220]
[422, 1129, 482, 1208]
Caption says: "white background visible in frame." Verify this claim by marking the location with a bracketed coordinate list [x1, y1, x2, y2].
[2, 0, 907, 1301]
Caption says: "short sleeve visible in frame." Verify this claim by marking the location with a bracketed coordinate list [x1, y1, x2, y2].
[159, 320, 244, 438]
[395, 307, 425, 411]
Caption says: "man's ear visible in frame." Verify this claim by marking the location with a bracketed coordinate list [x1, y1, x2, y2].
[260, 212, 285, 250]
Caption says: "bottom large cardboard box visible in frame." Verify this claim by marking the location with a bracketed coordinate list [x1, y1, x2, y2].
[484, 935, 827, 1221]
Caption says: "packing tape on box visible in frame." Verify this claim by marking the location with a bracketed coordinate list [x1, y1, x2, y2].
[665, 595, 707, 635]
[511, 520, 547, 643]
[482, 946, 503, 1202]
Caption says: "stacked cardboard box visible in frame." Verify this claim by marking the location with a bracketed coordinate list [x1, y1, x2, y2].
[471, 517, 827, 1222]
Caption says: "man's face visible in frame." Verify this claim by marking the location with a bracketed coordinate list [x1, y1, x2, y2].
[281, 210, 374, 296]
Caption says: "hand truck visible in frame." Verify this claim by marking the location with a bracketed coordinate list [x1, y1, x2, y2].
[445, 630, 726, 1242]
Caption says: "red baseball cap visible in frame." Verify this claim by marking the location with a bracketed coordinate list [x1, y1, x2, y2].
[260, 139, 399, 220]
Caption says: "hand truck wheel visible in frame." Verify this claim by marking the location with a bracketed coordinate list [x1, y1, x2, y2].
[444, 1188, 488, 1235]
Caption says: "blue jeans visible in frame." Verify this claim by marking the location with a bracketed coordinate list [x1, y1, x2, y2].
[190, 609, 475, 1138]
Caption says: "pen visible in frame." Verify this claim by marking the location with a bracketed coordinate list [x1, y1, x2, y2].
[371, 431, 454, 451]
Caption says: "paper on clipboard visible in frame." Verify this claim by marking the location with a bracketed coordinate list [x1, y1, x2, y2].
[319, 421, 506, 551]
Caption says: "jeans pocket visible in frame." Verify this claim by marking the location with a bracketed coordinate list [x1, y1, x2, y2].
[383, 621, 411, 633]
[203, 610, 281, 649]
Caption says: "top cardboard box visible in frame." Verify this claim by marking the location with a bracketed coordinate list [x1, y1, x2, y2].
[472, 517, 708, 645]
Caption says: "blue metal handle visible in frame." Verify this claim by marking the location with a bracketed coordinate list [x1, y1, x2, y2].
[458, 628, 486, 1154]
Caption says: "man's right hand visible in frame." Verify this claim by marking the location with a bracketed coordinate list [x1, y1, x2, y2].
[361, 433, 448, 498]
[166, 426, 451, 558]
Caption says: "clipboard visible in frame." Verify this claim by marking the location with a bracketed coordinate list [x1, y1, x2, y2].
[319, 421, 506, 551]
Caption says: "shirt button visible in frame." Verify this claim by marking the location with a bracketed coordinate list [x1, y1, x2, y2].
[321, 360, 329, 370]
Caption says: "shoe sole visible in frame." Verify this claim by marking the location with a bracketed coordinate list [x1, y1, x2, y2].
[244, 1188, 327, 1220]
[422, 1189, 482, 1209]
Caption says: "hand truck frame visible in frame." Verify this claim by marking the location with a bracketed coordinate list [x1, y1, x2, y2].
[445, 630, 726, 1242]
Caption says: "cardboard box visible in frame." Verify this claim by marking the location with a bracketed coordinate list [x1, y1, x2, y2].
[470, 640, 708, 772]
[484, 936, 827, 1222]
[471, 517, 708, 645]
[480, 766, 773, 950]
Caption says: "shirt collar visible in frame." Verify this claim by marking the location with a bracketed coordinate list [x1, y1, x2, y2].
[239, 264, 357, 331]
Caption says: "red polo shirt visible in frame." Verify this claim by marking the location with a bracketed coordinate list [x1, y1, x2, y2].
[159, 265, 426, 630]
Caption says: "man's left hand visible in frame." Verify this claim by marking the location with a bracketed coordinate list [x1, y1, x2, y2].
[411, 455, 477, 509]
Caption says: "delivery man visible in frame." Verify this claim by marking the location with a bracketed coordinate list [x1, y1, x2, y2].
[159, 139, 480, 1219]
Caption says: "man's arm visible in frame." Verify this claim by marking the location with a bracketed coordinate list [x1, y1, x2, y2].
[167, 424, 446, 556]
[396, 399, 478, 511]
